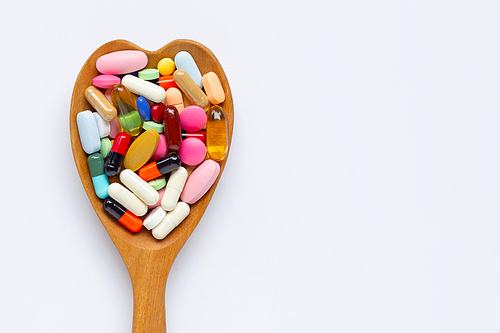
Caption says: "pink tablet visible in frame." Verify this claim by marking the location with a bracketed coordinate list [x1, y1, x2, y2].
[179, 105, 207, 132]
[180, 159, 220, 204]
[152, 134, 168, 160]
[178, 138, 206, 166]
[93, 74, 121, 89]
[96, 50, 148, 75]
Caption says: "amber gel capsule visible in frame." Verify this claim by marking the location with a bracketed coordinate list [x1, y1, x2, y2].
[111, 84, 143, 136]
[206, 106, 228, 161]
[163, 105, 182, 153]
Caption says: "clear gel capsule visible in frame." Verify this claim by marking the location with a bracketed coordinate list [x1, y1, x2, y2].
[206, 106, 228, 161]
[111, 84, 143, 136]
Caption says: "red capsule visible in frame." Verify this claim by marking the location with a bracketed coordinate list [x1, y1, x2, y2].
[151, 103, 165, 123]
[163, 105, 182, 153]
[104, 132, 131, 176]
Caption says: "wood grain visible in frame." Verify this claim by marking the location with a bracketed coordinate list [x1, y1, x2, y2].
[69, 39, 233, 333]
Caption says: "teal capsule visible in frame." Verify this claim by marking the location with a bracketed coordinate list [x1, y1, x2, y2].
[88, 153, 110, 199]
[111, 84, 143, 136]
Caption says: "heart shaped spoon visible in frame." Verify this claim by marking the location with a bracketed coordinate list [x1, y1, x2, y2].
[70, 39, 233, 333]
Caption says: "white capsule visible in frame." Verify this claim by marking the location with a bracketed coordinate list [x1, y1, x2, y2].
[120, 169, 159, 205]
[108, 182, 148, 216]
[122, 75, 166, 103]
[143, 206, 167, 230]
[152, 202, 190, 240]
[161, 167, 188, 211]
[93, 112, 110, 138]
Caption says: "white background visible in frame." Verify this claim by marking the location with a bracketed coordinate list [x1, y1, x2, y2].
[0, 1, 499, 332]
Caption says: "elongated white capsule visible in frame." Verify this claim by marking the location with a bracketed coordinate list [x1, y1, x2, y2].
[161, 167, 188, 211]
[108, 182, 148, 216]
[122, 74, 166, 103]
[120, 169, 159, 205]
[152, 202, 190, 240]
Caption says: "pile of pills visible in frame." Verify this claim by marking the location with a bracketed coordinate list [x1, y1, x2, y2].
[76, 47, 229, 240]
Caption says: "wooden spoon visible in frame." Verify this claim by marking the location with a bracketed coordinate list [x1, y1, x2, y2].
[69, 39, 233, 333]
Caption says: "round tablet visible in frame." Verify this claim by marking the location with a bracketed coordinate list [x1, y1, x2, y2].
[152, 134, 168, 160]
[93, 75, 121, 89]
[179, 106, 207, 132]
[178, 138, 206, 166]
[157, 58, 175, 76]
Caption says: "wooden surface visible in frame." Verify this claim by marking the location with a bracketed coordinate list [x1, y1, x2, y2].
[69, 39, 234, 333]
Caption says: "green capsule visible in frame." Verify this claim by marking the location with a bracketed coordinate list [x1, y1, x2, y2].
[87, 153, 109, 199]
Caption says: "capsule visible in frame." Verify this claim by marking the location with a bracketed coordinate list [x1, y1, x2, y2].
[122, 74, 166, 103]
[136, 96, 151, 121]
[163, 105, 182, 152]
[85, 86, 117, 121]
[104, 132, 131, 177]
[161, 167, 188, 211]
[88, 153, 109, 199]
[111, 84, 143, 136]
[151, 103, 165, 123]
[103, 198, 142, 232]
[138, 154, 182, 181]
[120, 169, 159, 205]
[173, 69, 210, 111]
[108, 182, 148, 217]
[152, 202, 190, 240]
[206, 106, 228, 161]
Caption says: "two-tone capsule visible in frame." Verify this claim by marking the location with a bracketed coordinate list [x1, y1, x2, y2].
[103, 198, 142, 232]
[104, 132, 130, 177]
[88, 153, 109, 199]
[138, 154, 182, 181]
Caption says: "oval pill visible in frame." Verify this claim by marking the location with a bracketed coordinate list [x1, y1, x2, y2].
[202, 72, 225, 105]
[180, 159, 220, 204]
[174, 51, 203, 88]
[152, 202, 190, 240]
[93, 112, 110, 138]
[161, 167, 188, 211]
[120, 169, 160, 205]
[124, 129, 160, 171]
[179, 105, 207, 132]
[206, 106, 229, 161]
[93, 75, 121, 89]
[111, 84, 143, 136]
[136, 96, 151, 121]
[163, 105, 182, 153]
[173, 69, 210, 111]
[165, 87, 184, 113]
[143, 121, 164, 133]
[157, 58, 175, 76]
[178, 138, 207, 166]
[122, 74, 166, 103]
[143, 206, 167, 230]
[96, 50, 148, 75]
[77, 110, 101, 154]
[108, 182, 148, 217]
[100, 137, 112, 158]
[151, 103, 165, 123]
[85, 86, 117, 121]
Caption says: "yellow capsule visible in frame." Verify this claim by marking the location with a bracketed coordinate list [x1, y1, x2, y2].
[206, 106, 228, 161]
[173, 69, 210, 111]
[85, 86, 117, 121]
[124, 129, 160, 171]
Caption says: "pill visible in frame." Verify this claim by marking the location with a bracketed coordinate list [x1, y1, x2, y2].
[122, 74, 166, 103]
[143, 206, 167, 230]
[180, 159, 220, 204]
[163, 105, 182, 153]
[157, 58, 175, 76]
[179, 105, 207, 132]
[96, 50, 148, 75]
[161, 167, 188, 211]
[103, 197, 142, 232]
[88, 153, 109, 199]
[138, 154, 182, 181]
[93, 112, 110, 138]
[123, 129, 160, 171]
[100, 137, 112, 158]
[108, 182, 148, 217]
[202, 72, 225, 105]
[93, 75, 121, 89]
[174, 51, 203, 88]
[206, 106, 229, 161]
[158, 75, 177, 90]
[152, 202, 190, 240]
[148, 176, 167, 190]
[85, 86, 117, 121]
[111, 84, 143, 136]
[136, 96, 151, 121]
[173, 70, 210, 111]
[138, 68, 160, 84]
[178, 138, 206, 166]
[151, 103, 165, 123]
[120, 169, 159, 205]
[165, 87, 184, 112]
[182, 131, 206, 144]
[77, 110, 101, 154]
[147, 187, 165, 210]
[104, 132, 130, 177]
[143, 121, 164, 133]
[152, 134, 168, 160]
[108, 117, 122, 139]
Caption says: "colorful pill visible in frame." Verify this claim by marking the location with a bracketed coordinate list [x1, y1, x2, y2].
[103, 197, 142, 232]
[138, 154, 182, 181]
[138, 68, 160, 84]
[178, 138, 206, 166]
[163, 105, 182, 153]
[104, 132, 130, 177]
[202, 72, 225, 105]
[122, 74, 166, 103]
[123, 129, 160, 171]
[161, 167, 188, 211]
[119, 169, 159, 205]
[85, 86, 117, 121]
[143, 121, 164, 133]
[165, 87, 184, 113]
[77, 110, 101, 154]
[88, 153, 109, 199]
[96, 50, 148, 75]
[143, 206, 167, 230]
[108, 182, 148, 217]
[100, 137, 112, 158]
[93, 112, 110, 138]
[93, 75, 121, 89]
[152, 134, 168, 160]
[173, 69, 210, 111]
[157, 58, 175, 76]
[152, 202, 190, 240]
[174, 51, 203, 88]
[182, 131, 206, 144]
[180, 159, 220, 204]
[206, 106, 229, 162]
[151, 103, 165, 123]
[148, 176, 167, 190]
[158, 75, 177, 90]
[111, 84, 143, 136]
[136, 96, 151, 121]
[179, 105, 207, 132]
[108, 117, 122, 139]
